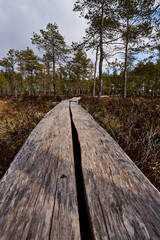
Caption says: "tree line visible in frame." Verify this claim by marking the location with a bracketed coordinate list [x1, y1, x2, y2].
[0, 0, 159, 98]
[0, 23, 93, 96]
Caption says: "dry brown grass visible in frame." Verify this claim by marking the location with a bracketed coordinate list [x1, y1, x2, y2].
[80, 96, 160, 190]
[0, 95, 63, 179]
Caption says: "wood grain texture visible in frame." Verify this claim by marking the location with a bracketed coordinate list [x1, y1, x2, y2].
[0, 100, 81, 240]
[71, 99, 160, 240]
[1, 97, 160, 240]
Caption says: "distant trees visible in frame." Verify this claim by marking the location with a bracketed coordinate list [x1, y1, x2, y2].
[69, 49, 93, 94]
[0, 11, 159, 97]
[7, 49, 17, 96]
[55, 49, 94, 95]
[15, 50, 25, 96]
[0, 46, 159, 96]
[0, 47, 93, 96]
[31, 23, 69, 95]
[0, 50, 18, 96]
[21, 47, 39, 95]
[0, 57, 11, 94]
[130, 61, 159, 96]
[0, 48, 43, 95]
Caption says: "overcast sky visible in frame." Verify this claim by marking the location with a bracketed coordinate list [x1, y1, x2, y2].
[1, 0, 157, 69]
[0, 0, 89, 59]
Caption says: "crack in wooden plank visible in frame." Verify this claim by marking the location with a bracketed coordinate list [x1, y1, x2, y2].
[69, 101, 93, 240]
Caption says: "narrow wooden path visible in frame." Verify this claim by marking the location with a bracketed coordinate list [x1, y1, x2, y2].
[0, 98, 160, 239]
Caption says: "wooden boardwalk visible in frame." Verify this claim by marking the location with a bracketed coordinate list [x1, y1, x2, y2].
[0, 98, 160, 239]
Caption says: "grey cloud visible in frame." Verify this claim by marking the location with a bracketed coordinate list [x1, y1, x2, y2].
[0, 0, 87, 59]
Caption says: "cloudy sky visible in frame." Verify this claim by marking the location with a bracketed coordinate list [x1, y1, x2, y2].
[0, 0, 89, 59]
[1, 0, 157, 67]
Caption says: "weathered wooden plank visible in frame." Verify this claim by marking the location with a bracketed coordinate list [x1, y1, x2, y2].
[0, 100, 81, 240]
[71, 100, 160, 240]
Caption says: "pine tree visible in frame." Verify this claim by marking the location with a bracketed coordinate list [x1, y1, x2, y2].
[74, 0, 119, 100]
[31, 23, 69, 95]
[117, 0, 156, 97]
[0, 57, 11, 95]
[21, 47, 39, 95]
[70, 49, 93, 94]
[15, 50, 25, 96]
[7, 49, 17, 96]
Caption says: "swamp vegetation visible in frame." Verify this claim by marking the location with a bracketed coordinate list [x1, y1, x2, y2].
[80, 96, 160, 190]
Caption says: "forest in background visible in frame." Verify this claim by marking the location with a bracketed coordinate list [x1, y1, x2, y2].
[0, 47, 159, 97]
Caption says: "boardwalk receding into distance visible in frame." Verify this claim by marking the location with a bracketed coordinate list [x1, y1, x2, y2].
[0, 98, 160, 240]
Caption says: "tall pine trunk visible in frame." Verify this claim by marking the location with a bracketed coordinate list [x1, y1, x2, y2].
[98, 0, 104, 102]
[20, 73, 23, 96]
[123, 18, 129, 98]
[6, 75, 9, 95]
[53, 61, 56, 95]
[52, 46, 56, 95]
[12, 66, 17, 97]
[154, 50, 160, 96]
[47, 65, 50, 95]
[28, 76, 31, 96]
[93, 46, 99, 96]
